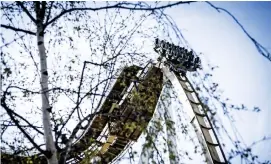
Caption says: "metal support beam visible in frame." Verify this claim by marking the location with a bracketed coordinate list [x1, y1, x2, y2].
[161, 66, 227, 164]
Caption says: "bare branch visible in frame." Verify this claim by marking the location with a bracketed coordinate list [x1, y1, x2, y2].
[0, 34, 26, 49]
[75, 61, 88, 121]
[1, 24, 36, 35]
[1, 92, 46, 155]
[45, 2, 54, 25]
[45, 1, 195, 29]
[56, 63, 115, 138]
[59, 113, 96, 163]
[16, 2, 36, 23]
[206, 1, 271, 62]
[2, 87, 44, 135]
[249, 136, 271, 148]
[1, 123, 43, 129]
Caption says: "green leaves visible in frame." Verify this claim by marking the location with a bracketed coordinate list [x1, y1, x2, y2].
[169, 153, 176, 160]
[124, 121, 137, 132]
[89, 137, 95, 143]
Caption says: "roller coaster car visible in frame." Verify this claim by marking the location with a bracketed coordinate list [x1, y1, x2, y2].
[154, 38, 201, 73]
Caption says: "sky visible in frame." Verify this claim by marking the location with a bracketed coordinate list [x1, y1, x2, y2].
[1, 1, 271, 163]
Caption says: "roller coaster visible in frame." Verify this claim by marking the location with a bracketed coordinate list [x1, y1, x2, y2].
[1, 39, 227, 164]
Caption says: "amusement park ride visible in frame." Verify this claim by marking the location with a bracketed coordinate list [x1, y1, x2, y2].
[1, 39, 227, 164]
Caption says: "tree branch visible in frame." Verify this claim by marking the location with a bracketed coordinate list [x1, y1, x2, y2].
[59, 113, 96, 164]
[16, 1, 36, 23]
[45, 1, 54, 25]
[2, 87, 45, 135]
[75, 61, 88, 121]
[0, 34, 26, 49]
[44, 1, 195, 29]
[1, 92, 46, 155]
[6, 108, 44, 135]
[1, 24, 36, 35]
[206, 1, 271, 62]
[1, 123, 43, 129]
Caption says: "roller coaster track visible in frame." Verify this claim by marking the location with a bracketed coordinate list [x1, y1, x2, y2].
[1, 64, 164, 164]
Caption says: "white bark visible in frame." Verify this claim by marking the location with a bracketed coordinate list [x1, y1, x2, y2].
[37, 23, 58, 164]
[164, 107, 179, 164]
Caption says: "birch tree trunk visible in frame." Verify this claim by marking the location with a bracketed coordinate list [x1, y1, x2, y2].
[37, 20, 58, 164]
[34, 2, 58, 163]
